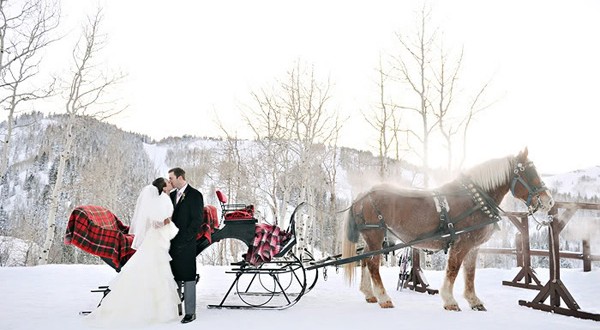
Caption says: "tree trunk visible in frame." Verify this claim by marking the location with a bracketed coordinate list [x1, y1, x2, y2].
[0, 111, 12, 181]
[39, 117, 74, 265]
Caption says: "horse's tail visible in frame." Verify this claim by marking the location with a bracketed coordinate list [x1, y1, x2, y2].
[342, 207, 359, 285]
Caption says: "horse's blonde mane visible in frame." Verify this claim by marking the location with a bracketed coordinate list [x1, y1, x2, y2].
[462, 156, 514, 191]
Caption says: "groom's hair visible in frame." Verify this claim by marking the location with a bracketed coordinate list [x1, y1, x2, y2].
[152, 177, 167, 194]
[169, 167, 186, 180]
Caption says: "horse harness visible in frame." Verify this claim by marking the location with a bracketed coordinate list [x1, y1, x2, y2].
[353, 192, 402, 249]
[433, 177, 504, 253]
[352, 179, 504, 254]
[350, 158, 548, 255]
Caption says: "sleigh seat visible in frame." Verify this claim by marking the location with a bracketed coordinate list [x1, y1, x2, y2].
[216, 190, 256, 221]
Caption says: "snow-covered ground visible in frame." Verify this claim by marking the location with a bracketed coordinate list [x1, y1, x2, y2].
[1, 264, 598, 329]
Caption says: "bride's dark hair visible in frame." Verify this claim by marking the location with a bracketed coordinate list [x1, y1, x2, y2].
[152, 177, 167, 195]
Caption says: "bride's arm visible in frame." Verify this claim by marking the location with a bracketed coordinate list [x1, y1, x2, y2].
[151, 193, 175, 228]
[154, 217, 171, 228]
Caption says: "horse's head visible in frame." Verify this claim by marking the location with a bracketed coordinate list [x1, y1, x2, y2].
[510, 148, 554, 214]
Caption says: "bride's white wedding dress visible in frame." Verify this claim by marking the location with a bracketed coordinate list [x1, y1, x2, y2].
[86, 185, 180, 327]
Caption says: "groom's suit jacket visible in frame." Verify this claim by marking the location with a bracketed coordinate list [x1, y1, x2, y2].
[169, 185, 204, 281]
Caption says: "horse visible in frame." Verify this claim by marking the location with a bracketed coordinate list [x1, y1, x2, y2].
[341, 148, 554, 311]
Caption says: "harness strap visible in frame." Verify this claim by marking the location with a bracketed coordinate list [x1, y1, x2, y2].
[430, 178, 503, 253]
[433, 192, 453, 253]
[353, 192, 401, 247]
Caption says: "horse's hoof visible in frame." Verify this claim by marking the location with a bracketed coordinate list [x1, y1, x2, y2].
[471, 304, 487, 311]
[444, 304, 461, 311]
[379, 301, 394, 308]
[365, 297, 378, 303]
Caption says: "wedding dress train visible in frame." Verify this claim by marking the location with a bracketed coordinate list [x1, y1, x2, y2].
[86, 186, 180, 327]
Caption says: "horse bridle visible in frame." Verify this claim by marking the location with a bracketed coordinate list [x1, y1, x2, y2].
[509, 160, 548, 213]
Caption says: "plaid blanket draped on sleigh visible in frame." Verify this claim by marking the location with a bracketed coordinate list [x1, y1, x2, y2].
[64, 205, 135, 271]
[245, 224, 292, 266]
[65, 205, 220, 271]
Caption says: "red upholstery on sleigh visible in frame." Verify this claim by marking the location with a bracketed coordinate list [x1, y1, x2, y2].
[216, 190, 227, 204]
[216, 190, 255, 221]
[224, 205, 254, 220]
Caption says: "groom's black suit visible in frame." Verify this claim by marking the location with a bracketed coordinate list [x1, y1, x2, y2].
[169, 184, 203, 321]
[169, 185, 204, 281]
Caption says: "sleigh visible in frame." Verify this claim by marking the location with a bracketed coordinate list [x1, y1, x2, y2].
[65, 190, 312, 310]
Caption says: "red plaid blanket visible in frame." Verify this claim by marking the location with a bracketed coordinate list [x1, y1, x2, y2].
[64, 205, 134, 269]
[245, 224, 292, 266]
[197, 205, 219, 243]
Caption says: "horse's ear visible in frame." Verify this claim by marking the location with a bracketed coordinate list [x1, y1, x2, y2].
[518, 147, 529, 160]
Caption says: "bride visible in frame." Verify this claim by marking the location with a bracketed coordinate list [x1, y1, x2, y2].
[86, 178, 181, 327]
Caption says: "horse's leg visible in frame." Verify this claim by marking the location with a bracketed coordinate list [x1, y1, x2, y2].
[359, 258, 377, 303]
[365, 253, 394, 308]
[440, 245, 470, 311]
[462, 248, 486, 311]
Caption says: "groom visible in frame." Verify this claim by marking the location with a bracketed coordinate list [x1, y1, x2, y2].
[168, 167, 204, 324]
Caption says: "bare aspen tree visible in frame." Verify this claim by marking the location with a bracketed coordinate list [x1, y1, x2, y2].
[322, 130, 340, 254]
[278, 61, 341, 255]
[0, 0, 59, 181]
[389, 6, 439, 187]
[457, 80, 494, 170]
[244, 87, 292, 225]
[364, 56, 403, 179]
[39, 8, 125, 264]
[433, 45, 495, 176]
[432, 46, 463, 176]
[214, 124, 253, 264]
[245, 61, 341, 255]
[385, 4, 494, 183]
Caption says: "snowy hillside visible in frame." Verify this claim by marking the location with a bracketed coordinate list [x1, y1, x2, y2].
[544, 166, 600, 201]
[1, 112, 599, 269]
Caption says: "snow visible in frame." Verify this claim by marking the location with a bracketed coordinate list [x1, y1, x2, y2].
[1, 264, 598, 329]
[0, 236, 40, 267]
[544, 166, 600, 200]
[142, 143, 171, 176]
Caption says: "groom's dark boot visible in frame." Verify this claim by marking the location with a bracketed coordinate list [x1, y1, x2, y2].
[181, 281, 196, 324]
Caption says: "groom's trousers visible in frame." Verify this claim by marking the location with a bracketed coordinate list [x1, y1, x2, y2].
[179, 281, 196, 315]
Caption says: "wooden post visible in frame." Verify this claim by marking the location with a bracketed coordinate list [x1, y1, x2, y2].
[582, 239, 591, 272]
[515, 232, 523, 267]
[404, 248, 438, 295]
[519, 204, 600, 321]
[502, 213, 542, 289]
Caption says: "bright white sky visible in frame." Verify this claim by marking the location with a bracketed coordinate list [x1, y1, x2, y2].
[50, 0, 600, 174]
